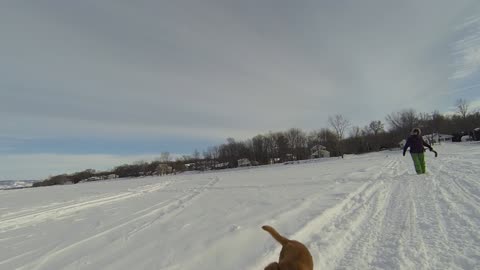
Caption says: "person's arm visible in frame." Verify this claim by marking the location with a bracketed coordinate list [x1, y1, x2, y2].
[403, 138, 410, 156]
[422, 139, 433, 151]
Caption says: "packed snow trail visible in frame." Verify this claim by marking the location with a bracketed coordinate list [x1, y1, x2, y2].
[0, 143, 479, 269]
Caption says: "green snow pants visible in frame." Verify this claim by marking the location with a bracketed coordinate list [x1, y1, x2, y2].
[410, 152, 426, 174]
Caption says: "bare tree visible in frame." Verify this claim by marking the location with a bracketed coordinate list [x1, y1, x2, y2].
[193, 149, 201, 160]
[285, 128, 308, 160]
[328, 114, 350, 139]
[252, 135, 269, 164]
[430, 110, 445, 133]
[272, 132, 289, 161]
[202, 149, 215, 170]
[456, 98, 469, 119]
[207, 146, 219, 161]
[386, 109, 418, 133]
[368, 120, 384, 135]
[191, 149, 202, 170]
[160, 152, 170, 163]
[350, 126, 362, 138]
[264, 132, 278, 162]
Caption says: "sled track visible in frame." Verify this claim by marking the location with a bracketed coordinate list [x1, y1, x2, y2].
[0, 181, 175, 233]
[250, 154, 480, 270]
[12, 177, 220, 270]
[249, 157, 404, 269]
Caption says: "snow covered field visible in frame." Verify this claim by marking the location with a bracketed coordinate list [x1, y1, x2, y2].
[1, 143, 479, 270]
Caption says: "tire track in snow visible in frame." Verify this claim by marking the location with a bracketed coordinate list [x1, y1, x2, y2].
[365, 180, 429, 269]
[333, 179, 393, 269]
[308, 154, 480, 270]
[305, 177, 410, 269]
[251, 153, 480, 270]
[433, 161, 480, 205]
[0, 181, 173, 233]
[249, 157, 401, 270]
[406, 177, 448, 270]
[124, 177, 221, 239]
[0, 248, 40, 266]
[16, 177, 220, 270]
[423, 162, 480, 268]
[249, 179, 386, 270]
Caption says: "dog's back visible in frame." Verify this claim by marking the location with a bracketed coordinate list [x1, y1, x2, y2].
[262, 226, 313, 270]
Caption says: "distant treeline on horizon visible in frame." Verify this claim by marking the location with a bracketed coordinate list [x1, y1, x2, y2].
[31, 100, 480, 188]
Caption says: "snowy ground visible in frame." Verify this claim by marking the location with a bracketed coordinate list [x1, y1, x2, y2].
[1, 142, 479, 270]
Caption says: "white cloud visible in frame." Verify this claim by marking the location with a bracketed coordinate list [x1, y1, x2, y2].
[469, 99, 480, 111]
[452, 15, 480, 79]
[0, 0, 478, 144]
[443, 98, 480, 116]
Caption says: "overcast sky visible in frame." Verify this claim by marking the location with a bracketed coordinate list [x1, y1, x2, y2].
[1, 0, 480, 180]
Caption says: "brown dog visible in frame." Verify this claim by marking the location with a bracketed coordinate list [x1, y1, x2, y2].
[262, 225, 314, 270]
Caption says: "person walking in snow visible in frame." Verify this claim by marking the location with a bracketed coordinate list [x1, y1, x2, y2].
[403, 128, 434, 174]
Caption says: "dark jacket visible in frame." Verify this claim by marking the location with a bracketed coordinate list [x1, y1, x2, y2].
[403, 135, 432, 155]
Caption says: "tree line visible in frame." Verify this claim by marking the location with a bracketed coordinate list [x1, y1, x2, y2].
[33, 99, 480, 187]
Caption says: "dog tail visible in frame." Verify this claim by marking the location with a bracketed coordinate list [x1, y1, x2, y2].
[262, 225, 289, 246]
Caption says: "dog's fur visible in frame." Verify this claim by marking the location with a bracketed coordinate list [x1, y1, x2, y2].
[262, 225, 314, 270]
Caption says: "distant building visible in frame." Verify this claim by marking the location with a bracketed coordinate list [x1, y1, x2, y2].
[285, 153, 297, 161]
[269, 157, 281, 164]
[473, 128, 480, 141]
[156, 164, 173, 175]
[238, 158, 251, 167]
[185, 163, 195, 170]
[107, 174, 118, 179]
[214, 162, 229, 169]
[82, 176, 103, 182]
[311, 145, 330, 158]
[423, 133, 453, 144]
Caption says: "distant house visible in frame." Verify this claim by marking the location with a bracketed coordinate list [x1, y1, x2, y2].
[214, 162, 229, 169]
[473, 128, 480, 141]
[88, 176, 102, 181]
[423, 133, 453, 144]
[156, 164, 173, 175]
[185, 163, 195, 170]
[285, 154, 297, 161]
[437, 134, 453, 142]
[452, 131, 471, 142]
[269, 157, 282, 164]
[238, 158, 251, 167]
[311, 145, 330, 158]
[79, 176, 103, 183]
